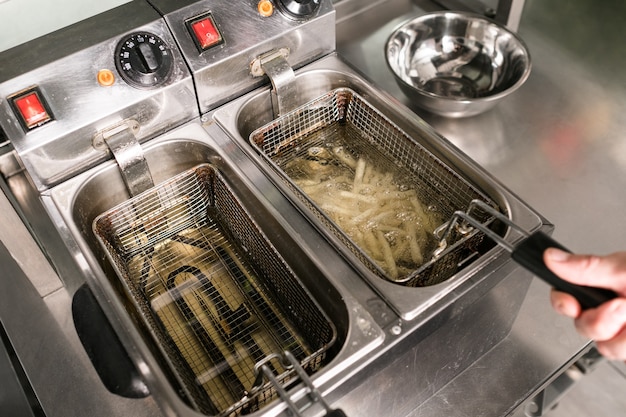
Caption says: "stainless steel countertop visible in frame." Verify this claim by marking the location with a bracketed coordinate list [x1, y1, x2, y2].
[337, 0, 626, 255]
[335, 0, 626, 415]
[1, 0, 625, 416]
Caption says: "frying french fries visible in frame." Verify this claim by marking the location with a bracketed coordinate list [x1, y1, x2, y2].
[284, 145, 441, 280]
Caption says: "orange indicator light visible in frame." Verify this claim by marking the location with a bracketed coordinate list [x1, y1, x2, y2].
[97, 69, 115, 86]
[258, 0, 274, 17]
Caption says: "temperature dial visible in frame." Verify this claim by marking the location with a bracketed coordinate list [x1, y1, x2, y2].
[115, 32, 173, 89]
[277, 0, 321, 18]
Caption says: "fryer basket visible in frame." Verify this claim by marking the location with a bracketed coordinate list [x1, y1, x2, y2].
[93, 164, 336, 416]
[249, 88, 497, 286]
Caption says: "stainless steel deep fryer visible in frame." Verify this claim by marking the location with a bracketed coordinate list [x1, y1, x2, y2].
[93, 164, 336, 417]
[249, 88, 498, 287]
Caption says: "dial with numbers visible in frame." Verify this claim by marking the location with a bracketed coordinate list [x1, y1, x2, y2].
[277, 0, 321, 18]
[115, 32, 173, 89]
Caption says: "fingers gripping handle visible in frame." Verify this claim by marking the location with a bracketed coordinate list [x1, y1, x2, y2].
[511, 231, 617, 310]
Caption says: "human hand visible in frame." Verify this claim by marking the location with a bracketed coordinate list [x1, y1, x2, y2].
[544, 248, 626, 360]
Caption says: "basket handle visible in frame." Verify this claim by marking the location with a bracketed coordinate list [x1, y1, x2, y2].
[511, 231, 617, 309]
[257, 351, 347, 417]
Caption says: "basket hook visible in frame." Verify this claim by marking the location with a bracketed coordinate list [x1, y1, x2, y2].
[250, 48, 298, 118]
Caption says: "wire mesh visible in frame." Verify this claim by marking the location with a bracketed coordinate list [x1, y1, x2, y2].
[250, 88, 498, 286]
[93, 164, 335, 416]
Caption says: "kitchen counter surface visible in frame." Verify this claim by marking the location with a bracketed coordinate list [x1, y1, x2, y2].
[335, 0, 626, 415]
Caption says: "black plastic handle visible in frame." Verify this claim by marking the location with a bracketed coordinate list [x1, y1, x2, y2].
[325, 410, 348, 417]
[72, 284, 150, 398]
[511, 231, 618, 310]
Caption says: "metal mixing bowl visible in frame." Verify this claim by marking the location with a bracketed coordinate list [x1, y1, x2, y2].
[385, 11, 531, 117]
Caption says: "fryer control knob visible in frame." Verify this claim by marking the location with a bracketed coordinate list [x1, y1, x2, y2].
[115, 32, 173, 89]
[277, 0, 321, 18]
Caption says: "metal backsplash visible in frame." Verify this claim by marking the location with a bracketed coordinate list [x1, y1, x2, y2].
[334, 0, 525, 30]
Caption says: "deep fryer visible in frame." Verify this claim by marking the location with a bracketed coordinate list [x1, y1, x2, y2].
[0, 1, 567, 416]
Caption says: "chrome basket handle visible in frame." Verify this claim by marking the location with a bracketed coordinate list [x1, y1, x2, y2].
[254, 351, 347, 417]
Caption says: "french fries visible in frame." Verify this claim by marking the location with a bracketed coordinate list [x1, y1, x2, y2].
[286, 149, 441, 280]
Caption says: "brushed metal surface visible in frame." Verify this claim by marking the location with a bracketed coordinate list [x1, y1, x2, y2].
[0, 7, 196, 191]
[0, 195, 161, 417]
[152, 0, 336, 113]
[41, 121, 384, 417]
[102, 122, 155, 196]
[337, 0, 626, 416]
[212, 53, 544, 320]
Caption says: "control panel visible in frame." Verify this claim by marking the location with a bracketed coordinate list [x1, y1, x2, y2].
[0, 0, 335, 190]
[151, 0, 335, 113]
[0, 3, 197, 191]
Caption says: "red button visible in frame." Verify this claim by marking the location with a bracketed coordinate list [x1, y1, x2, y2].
[14, 91, 51, 129]
[189, 14, 222, 50]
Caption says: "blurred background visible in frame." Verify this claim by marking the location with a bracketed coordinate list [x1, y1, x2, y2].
[515, 1, 626, 415]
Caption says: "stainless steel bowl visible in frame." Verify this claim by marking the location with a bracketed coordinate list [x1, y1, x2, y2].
[385, 12, 531, 117]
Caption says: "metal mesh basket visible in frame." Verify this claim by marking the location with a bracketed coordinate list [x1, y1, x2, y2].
[93, 164, 336, 416]
[249, 88, 497, 287]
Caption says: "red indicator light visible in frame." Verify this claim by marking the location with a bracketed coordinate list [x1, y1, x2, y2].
[187, 13, 223, 52]
[12, 89, 52, 130]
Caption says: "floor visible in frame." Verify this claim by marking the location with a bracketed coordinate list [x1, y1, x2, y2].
[509, 359, 626, 416]
[543, 360, 626, 416]
[515, 1, 626, 416]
